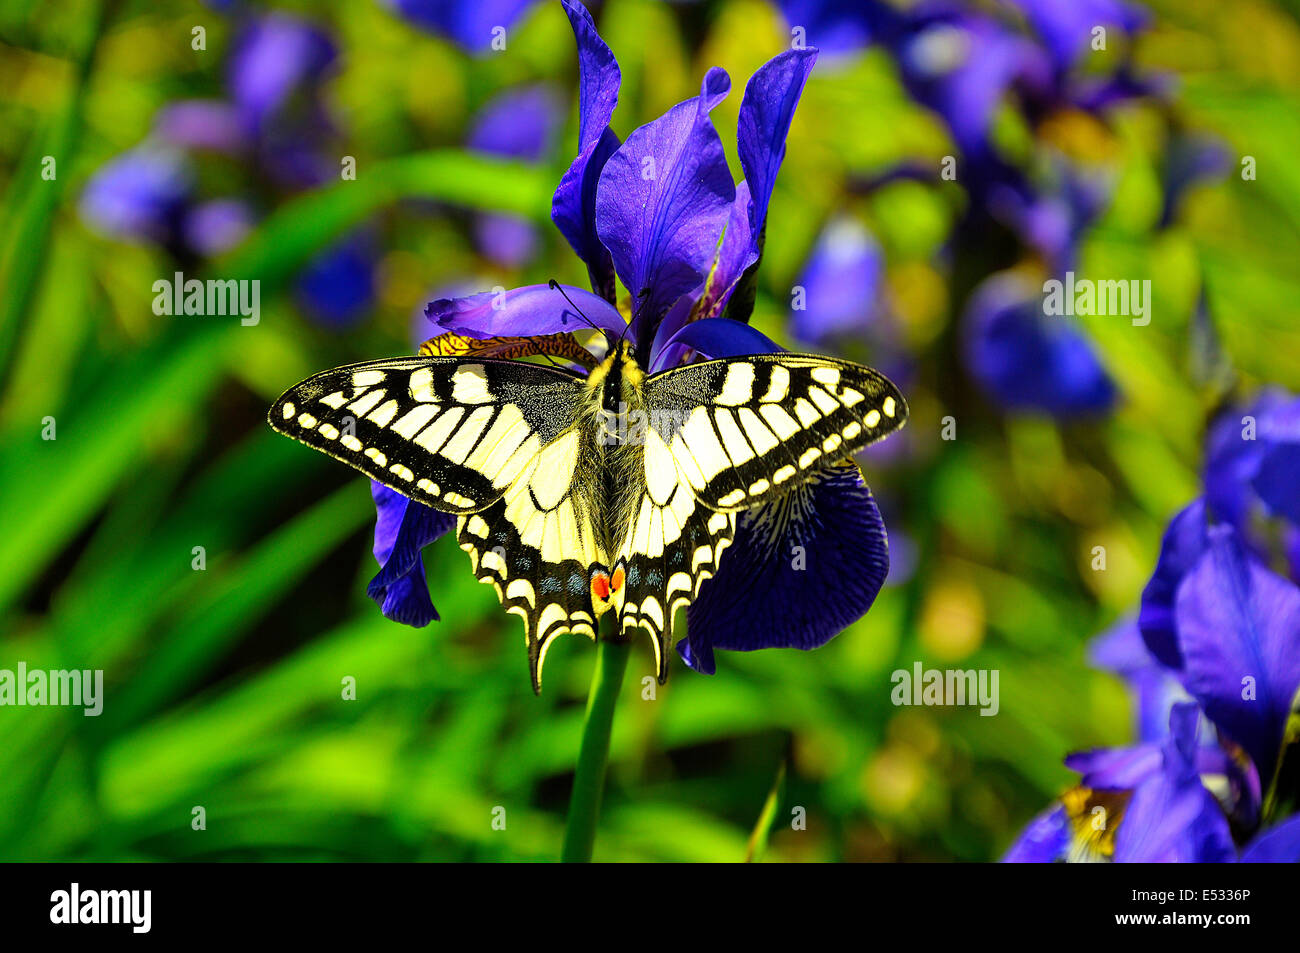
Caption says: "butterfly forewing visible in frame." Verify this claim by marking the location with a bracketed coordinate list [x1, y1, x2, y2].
[268, 356, 585, 513]
[640, 353, 908, 513]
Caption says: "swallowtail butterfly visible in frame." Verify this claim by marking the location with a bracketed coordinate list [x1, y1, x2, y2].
[269, 337, 907, 691]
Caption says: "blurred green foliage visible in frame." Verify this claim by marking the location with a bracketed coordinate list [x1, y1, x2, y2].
[1, 0, 1299, 862]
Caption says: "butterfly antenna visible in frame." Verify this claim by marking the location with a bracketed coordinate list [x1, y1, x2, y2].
[549, 279, 613, 352]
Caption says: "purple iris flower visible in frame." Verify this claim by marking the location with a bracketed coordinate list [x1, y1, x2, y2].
[963, 273, 1117, 417]
[370, 0, 894, 676]
[1007, 399, 1300, 862]
[467, 85, 564, 267]
[384, 0, 536, 51]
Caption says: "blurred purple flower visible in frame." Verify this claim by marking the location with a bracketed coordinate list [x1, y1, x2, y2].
[789, 216, 885, 345]
[963, 273, 1117, 417]
[79, 11, 377, 328]
[294, 234, 379, 329]
[384, 0, 535, 51]
[467, 85, 563, 267]
[79, 147, 193, 251]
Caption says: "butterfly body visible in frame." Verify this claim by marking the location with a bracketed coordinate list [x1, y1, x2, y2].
[269, 339, 906, 690]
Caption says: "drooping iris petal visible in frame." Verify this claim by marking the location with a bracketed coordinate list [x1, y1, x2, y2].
[1000, 804, 1069, 862]
[789, 216, 884, 345]
[426, 282, 626, 340]
[468, 85, 562, 267]
[1090, 615, 1191, 742]
[964, 274, 1118, 417]
[681, 465, 889, 674]
[383, 0, 534, 52]
[367, 482, 456, 627]
[649, 317, 781, 373]
[1173, 525, 1300, 783]
[227, 14, 337, 132]
[1112, 703, 1236, 862]
[79, 146, 192, 247]
[1240, 815, 1300, 863]
[596, 68, 735, 349]
[552, 0, 622, 302]
[295, 234, 377, 329]
[1005, 0, 1147, 72]
[1138, 498, 1208, 670]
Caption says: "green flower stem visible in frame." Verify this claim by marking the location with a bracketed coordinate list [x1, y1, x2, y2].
[561, 621, 631, 863]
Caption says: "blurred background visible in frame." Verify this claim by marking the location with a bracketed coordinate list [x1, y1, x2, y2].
[1, 0, 1298, 861]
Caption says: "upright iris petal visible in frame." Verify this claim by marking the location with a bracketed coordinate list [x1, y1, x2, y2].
[1137, 497, 1208, 669]
[596, 68, 735, 351]
[650, 48, 817, 356]
[1110, 704, 1236, 862]
[367, 482, 457, 627]
[552, 0, 622, 301]
[1172, 525, 1300, 783]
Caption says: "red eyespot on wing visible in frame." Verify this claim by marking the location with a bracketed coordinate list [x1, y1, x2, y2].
[610, 566, 625, 593]
[592, 571, 611, 601]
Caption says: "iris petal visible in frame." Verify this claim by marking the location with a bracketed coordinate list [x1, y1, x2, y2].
[651, 50, 817, 353]
[552, 0, 622, 301]
[1173, 525, 1300, 784]
[596, 68, 735, 349]
[426, 282, 627, 340]
[1089, 616, 1191, 743]
[680, 465, 889, 674]
[367, 482, 456, 628]
[1000, 805, 1069, 863]
[1111, 703, 1236, 862]
[1240, 815, 1300, 863]
[650, 317, 781, 374]
[1138, 498, 1208, 670]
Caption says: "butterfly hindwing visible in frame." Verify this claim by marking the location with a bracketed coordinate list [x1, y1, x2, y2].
[268, 356, 585, 514]
[641, 353, 908, 512]
[613, 487, 736, 680]
[456, 446, 606, 692]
